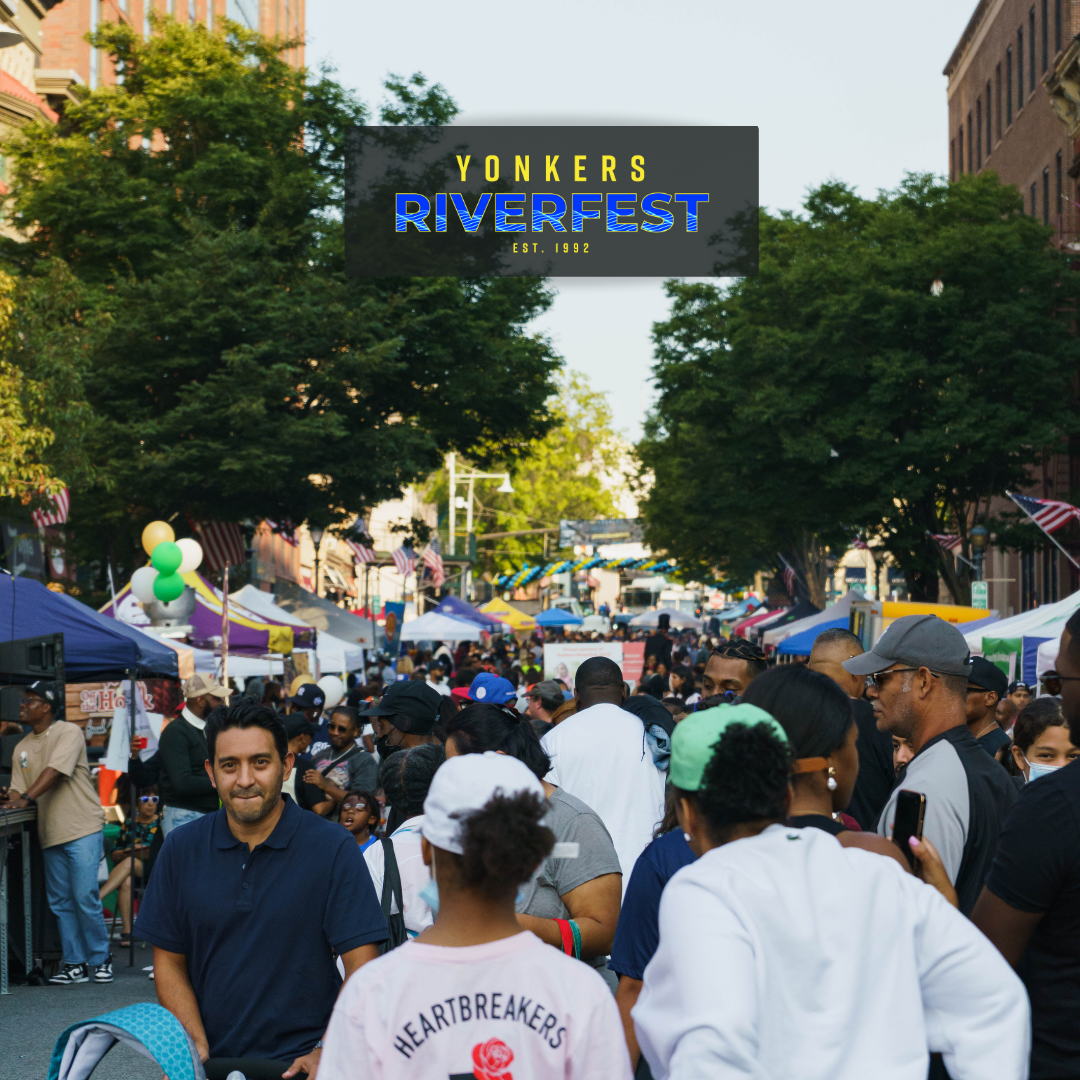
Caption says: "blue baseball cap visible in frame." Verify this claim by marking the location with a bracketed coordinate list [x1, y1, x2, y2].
[468, 673, 518, 705]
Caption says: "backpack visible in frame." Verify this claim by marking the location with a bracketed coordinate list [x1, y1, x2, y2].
[378, 837, 409, 954]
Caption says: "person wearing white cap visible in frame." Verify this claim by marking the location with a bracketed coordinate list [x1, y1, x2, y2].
[319, 752, 631, 1080]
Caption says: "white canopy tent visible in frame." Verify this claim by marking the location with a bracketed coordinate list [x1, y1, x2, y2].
[401, 611, 484, 641]
[964, 589, 1080, 650]
[628, 607, 703, 629]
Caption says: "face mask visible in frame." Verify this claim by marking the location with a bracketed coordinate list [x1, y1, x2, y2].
[418, 877, 440, 914]
[1025, 758, 1062, 782]
[375, 734, 399, 761]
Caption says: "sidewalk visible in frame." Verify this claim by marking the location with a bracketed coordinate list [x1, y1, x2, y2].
[1, 951, 161, 1080]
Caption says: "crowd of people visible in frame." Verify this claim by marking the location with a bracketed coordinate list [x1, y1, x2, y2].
[6, 606, 1080, 1078]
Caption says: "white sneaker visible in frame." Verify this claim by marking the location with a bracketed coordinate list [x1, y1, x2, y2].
[49, 962, 89, 985]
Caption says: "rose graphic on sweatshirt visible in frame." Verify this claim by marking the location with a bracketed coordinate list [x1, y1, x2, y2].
[471, 1037, 514, 1080]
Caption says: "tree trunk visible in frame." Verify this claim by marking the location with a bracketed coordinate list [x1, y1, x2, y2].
[791, 531, 830, 609]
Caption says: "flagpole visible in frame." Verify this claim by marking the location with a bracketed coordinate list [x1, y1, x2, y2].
[1006, 491, 1080, 571]
[220, 564, 230, 689]
[925, 530, 975, 571]
[775, 552, 809, 596]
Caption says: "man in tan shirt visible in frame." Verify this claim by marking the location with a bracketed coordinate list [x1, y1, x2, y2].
[1, 680, 112, 984]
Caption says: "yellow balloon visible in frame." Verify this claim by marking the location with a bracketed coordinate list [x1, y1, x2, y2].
[289, 674, 316, 696]
[141, 520, 176, 556]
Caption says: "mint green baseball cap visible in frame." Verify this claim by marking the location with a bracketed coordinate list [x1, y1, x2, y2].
[670, 703, 789, 791]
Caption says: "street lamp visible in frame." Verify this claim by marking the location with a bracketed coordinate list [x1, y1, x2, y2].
[0, 30, 24, 47]
[446, 453, 515, 600]
[969, 525, 988, 582]
[309, 524, 325, 597]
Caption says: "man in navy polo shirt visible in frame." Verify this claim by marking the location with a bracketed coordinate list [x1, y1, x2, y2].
[135, 702, 387, 1078]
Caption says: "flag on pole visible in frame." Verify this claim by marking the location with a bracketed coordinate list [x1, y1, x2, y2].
[1009, 493, 1080, 533]
[345, 539, 377, 564]
[190, 520, 246, 571]
[782, 565, 796, 596]
[392, 545, 416, 575]
[423, 536, 446, 587]
[852, 536, 869, 550]
[930, 534, 962, 552]
[266, 520, 299, 547]
[32, 486, 70, 529]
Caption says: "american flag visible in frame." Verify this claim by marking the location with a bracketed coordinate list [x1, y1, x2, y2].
[782, 565, 796, 596]
[32, 486, 69, 528]
[423, 536, 446, 587]
[266, 520, 299, 547]
[1009, 493, 1080, 534]
[190, 519, 246, 570]
[930, 533, 962, 552]
[852, 536, 869, 550]
[392, 545, 415, 575]
[345, 539, 377, 564]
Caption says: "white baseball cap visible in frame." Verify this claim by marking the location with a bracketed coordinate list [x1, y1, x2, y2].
[421, 752, 546, 855]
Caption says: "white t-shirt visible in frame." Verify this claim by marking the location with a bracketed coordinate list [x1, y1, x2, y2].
[319, 931, 631, 1080]
[541, 702, 665, 892]
[633, 824, 1030, 1080]
[363, 815, 434, 936]
[427, 678, 451, 698]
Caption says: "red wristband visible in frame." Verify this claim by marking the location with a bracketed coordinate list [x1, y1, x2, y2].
[554, 918, 574, 955]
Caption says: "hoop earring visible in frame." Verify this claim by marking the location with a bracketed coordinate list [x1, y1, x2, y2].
[827, 766, 838, 792]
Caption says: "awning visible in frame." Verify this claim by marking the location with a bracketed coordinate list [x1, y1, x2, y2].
[762, 590, 863, 648]
[479, 598, 537, 631]
[185, 573, 298, 655]
[536, 607, 584, 627]
[434, 595, 508, 629]
[401, 611, 484, 641]
[628, 607, 702, 629]
[272, 580, 375, 647]
[776, 618, 850, 656]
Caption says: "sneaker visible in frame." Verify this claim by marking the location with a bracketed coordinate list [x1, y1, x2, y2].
[93, 956, 114, 983]
[49, 963, 89, 985]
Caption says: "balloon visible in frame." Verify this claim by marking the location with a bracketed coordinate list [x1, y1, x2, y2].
[176, 538, 204, 574]
[317, 675, 346, 710]
[131, 566, 159, 604]
[289, 674, 316, 697]
[141, 520, 175, 556]
[150, 540, 183, 576]
[153, 572, 185, 603]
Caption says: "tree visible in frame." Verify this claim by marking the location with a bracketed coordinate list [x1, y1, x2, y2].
[1, 17, 561, 586]
[638, 174, 1080, 604]
[426, 372, 626, 574]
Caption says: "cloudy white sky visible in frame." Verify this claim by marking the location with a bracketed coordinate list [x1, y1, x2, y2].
[307, 0, 980, 439]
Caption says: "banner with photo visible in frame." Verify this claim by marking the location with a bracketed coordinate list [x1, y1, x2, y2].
[544, 642, 647, 690]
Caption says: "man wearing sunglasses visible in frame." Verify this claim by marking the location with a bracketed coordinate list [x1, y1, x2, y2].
[843, 615, 1017, 916]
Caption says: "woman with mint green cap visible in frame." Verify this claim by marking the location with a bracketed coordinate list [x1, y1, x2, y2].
[630, 705, 1031, 1080]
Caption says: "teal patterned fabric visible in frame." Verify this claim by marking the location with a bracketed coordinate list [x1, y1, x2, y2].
[49, 1002, 206, 1080]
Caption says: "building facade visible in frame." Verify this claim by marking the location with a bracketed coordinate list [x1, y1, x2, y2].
[946, 0, 1080, 615]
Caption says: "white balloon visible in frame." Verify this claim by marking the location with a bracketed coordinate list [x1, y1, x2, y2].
[131, 565, 159, 604]
[317, 675, 346, 710]
[176, 537, 204, 574]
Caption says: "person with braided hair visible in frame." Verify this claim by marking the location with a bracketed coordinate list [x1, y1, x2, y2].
[319, 753, 631, 1080]
[701, 639, 767, 699]
[631, 708, 1030, 1080]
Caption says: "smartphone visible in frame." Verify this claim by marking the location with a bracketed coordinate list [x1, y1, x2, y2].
[892, 789, 927, 870]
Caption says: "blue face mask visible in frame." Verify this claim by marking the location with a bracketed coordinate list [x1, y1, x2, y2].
[418, 872, 527, 915]
[1025, 757, 1062, 782]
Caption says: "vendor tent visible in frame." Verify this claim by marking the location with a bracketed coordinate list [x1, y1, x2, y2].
[776, 618, 851, 656]
[629, 607, 702, 629]
[732, 607, 780, 638]
[186, 573, 302, 655]
[479, 598, 537, 631]
[746, 600, 821, 641]
[536, 607, 584, 627]
[714, 597, 762, 622]
[1, 577, 178, 681]
[401, 611, 484, 641]
[273, 580, 375, 648]
[434, 595, 508, 629]
[964, 589, 1080, 651]
[762, 590, 863, 648]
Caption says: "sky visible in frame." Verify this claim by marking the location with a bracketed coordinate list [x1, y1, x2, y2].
[307, 0, 981, 440]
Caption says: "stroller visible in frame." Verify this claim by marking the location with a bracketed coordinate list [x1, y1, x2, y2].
[49, 1003, 306, 1080]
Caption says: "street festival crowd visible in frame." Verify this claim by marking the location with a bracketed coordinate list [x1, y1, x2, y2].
[5, 610, 1080, 1078]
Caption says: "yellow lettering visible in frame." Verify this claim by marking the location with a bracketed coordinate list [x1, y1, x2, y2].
[485, 155, 500, 182]
[515, 155, 530, 182]
[631, 155, 645, 182]
[546, 155, 560, 181]
[456, 155, 471, 182]
[574, 155, 586, 182]
[602, 155, 616, 182]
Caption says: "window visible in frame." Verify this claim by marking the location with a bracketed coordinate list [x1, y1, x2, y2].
[996, 64, 1003, 140]
[207, 0, 212, 29]
[1030, 8, 1036, 90]
[1044, 166, 1050, 224]
[959, 126, 964, 174]
[1056, 0, 1062, 52]
[951, 139, 956, 181]
[227, 0, 257, 27]
[968, 113, 973, 172]
[1022, 550, 1037, 610]
[1019, 28, 1025, 106]
[188, 0, 194, 22]
[1044, 545, 1060, 604]
[143, 0, 150, 35]
[1032, 181, 1038, 217]
[89, 0, 99, 88]
[987, 80, 993, 154]
[1057, 150, 1063, 226]
[1007, 47, 1014, 123]
[1043, 0, 1049, 71]
[976, 100, 983, 168]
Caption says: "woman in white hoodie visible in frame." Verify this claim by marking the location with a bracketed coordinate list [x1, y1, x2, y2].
[632, 705, 1031, 1080]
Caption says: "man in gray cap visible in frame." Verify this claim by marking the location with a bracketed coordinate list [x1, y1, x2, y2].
[844, 614, 1017, 915]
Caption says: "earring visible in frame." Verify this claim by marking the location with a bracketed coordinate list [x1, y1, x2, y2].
[827, 766, 838, 792]
[683, 833, 693, 843]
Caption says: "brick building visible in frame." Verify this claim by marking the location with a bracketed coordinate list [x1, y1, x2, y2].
[39, 0, 304, 93]
[946, 0, 1080, 615]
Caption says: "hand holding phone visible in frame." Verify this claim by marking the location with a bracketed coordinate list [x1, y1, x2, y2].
[892, 789, 926, 870]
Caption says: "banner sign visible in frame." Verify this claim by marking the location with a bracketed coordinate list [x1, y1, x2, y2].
[383, 601, 405, 659]
[543, 641, 645, 690]
[558, 518, 644, 549]
[346, 126, 758, 278]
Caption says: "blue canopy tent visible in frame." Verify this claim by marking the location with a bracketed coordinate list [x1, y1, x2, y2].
[777, 618, 850, 656]
[0, 576, 178, 681]
[535, 607, 584, 627]
[434, 594, 508, 629]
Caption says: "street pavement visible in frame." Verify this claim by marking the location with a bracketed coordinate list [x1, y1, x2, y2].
[1, 949, 161, 1080]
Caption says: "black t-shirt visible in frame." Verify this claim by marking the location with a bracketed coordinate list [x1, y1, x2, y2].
[292, 752, 326, 812]
[986, 758, 1080, 1079]
[846, 698, 895, 832]
[978, 724, 1012, 759]
[643, 632, 672, 671]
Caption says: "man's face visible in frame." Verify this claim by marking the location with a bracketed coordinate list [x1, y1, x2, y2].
[964, 685, 998, 725]
[702, 655, 754, 697]
[207, 726, 289, 825]
[19, 692, 52, 728]
[1055, 631, 1080, 729]
[865, 663, 919, 740]
[1009, 688, 1031, 710]
[287, 733, 311, 757]
[301, 706, 321, 723]
[328, 712, 357, 752]
[187, 693, 221, 720]
[526, 695, 548, 721]
[430, 667, 444, 684]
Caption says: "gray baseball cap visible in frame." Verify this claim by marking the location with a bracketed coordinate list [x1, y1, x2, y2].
[841, 614, 972, 678]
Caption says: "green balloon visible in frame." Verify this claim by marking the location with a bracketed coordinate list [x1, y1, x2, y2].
[153, 572, 185, 603]
[150, 540, 183, 576]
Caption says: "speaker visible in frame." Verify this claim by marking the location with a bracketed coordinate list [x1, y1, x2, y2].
[0, 632, 65, 720]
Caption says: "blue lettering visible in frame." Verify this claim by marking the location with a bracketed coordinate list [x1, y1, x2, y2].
[674, 192, 709, 232]
[571, 192, 603, 232]
[532, 193, 567, 232]
[450, 192, 492, 232]
[395, 193, 430, 232]
[494, 193, 527, 232]
[605, 192, 638, 232]
[435, 192, 447, 232]
[641, 192, 674, 233]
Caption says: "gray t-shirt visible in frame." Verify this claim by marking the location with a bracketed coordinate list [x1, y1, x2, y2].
[516, 787, 622, 986]
[311, 745, 379, 798]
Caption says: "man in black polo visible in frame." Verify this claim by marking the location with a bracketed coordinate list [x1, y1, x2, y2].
[135, 702, 387, 1077]
[965, 657, 1011, 759]
[846, 614, 1016, 915]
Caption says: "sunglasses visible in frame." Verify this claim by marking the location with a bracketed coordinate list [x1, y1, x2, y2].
[140, 795, 159, 804]
[870, 668, 941, 688]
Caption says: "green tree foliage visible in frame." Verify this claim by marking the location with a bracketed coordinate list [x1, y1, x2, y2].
[2, 18, 560, 581]
[427, 372, 625, 574]
[638, 174, 1080, 604]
